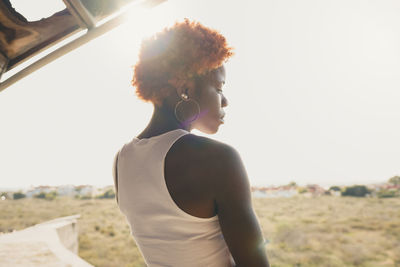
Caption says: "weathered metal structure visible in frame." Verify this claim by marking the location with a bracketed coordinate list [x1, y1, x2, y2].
[0, 0, 166, 91]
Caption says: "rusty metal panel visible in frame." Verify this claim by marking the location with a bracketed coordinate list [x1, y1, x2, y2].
[0, 51, 8, 80]
[0, 0, 167, 91]
[0, 1, 80, 71]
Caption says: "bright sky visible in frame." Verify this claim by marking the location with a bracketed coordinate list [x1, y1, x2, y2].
[1, 0, 399, 189]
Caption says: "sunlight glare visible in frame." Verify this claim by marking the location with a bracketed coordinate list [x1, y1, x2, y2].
[113, 1, 182, 52]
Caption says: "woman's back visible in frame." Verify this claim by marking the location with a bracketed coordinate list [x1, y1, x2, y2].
[114, 129, 235, 267]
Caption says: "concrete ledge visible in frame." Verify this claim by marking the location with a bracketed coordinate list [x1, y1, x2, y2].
[0, 214, 93, 267]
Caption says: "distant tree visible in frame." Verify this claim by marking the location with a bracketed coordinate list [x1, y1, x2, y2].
[377, 189, 398, 198]
[76, 194, 92, 200]
[45, 191, 58, 200]
[288, 181, 297, 187]
[13, 192, 26, 200]
[341, 185, 370, 197]
[34, 191, 57, 200]
[34, 192, 46, 199]
[97, 189, 115, 199]
[329, 186, 341, 191]
[297, 187, 307, 194]
[388, 176, 400, 185]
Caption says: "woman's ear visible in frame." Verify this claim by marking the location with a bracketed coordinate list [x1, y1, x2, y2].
[175, 86, 186, 99]
[184, 79, 197, 98]
[168, 76, 196, 99]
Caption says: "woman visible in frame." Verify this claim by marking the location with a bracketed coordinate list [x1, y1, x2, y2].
[113, 18, 269, 267]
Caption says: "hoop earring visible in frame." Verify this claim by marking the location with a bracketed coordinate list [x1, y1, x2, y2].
[174, 93, 200, 124]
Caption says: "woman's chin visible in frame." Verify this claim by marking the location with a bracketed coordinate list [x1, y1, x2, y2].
[210, 124, 222, 134]
[194, 120, 222, 134]
[196, 126, 218, 135]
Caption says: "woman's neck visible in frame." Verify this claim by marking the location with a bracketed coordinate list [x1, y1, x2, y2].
[137, 104, 192, 138]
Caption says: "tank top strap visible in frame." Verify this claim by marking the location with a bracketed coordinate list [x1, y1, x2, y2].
[154, 128, 191, 156]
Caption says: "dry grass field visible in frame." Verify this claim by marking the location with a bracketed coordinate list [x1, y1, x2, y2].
[1, 196, 399, 267]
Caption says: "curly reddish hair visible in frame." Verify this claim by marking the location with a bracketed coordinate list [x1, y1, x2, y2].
[132, 18, 234, 107]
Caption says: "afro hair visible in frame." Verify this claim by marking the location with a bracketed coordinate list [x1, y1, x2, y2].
[132, 18, 234, 107]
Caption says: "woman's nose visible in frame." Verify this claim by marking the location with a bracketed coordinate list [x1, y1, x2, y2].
[221, 94, 228, 108]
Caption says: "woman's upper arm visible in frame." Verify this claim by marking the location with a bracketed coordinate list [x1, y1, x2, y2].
[112, 150, 120, 204]
[213, 145, 269, 267]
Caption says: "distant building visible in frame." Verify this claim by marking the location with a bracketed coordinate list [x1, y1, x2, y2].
[252, 190, 267, 198]
[75, 185, 98, 197]
[304, 184, 327, 197]
[367, 182, 400, 197]
[25, 186, 56, 198]
[329, 190, 341, 197]
[251, 186, 298, 198]
[56, 185, 76, 196]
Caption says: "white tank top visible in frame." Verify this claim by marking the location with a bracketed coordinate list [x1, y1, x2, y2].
[115, 128, 235, 267]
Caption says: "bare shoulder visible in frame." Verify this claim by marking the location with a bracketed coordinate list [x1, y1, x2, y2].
[176, 133, 245, 189]
[177, 133, 238, 160]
